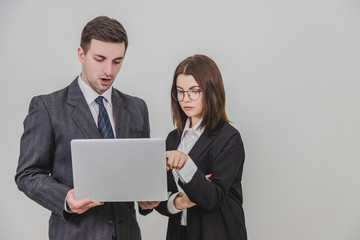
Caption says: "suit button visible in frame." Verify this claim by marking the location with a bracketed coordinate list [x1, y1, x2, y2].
[108, 220, 113, 225]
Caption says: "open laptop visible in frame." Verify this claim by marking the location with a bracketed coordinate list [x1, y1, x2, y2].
[70, 138, 168, 202]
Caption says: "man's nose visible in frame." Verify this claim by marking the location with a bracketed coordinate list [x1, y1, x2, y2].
[104, 63, 113, 76]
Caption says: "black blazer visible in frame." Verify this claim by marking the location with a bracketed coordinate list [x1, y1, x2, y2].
[156, 122, 247, 240]
[15, 79, 150, 240]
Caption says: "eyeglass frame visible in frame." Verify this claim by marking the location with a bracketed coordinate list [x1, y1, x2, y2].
[172, 86, 202, 102]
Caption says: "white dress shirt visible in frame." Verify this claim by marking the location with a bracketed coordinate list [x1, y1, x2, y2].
[167, 118, 204, 225]
[77, 75, 116, 136]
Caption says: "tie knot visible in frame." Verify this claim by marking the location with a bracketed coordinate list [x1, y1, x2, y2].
[95, 96, 104, 106]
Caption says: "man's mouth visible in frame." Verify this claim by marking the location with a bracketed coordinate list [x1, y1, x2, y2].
[101, 77, 111, 81]
[100, 77, 112, 85]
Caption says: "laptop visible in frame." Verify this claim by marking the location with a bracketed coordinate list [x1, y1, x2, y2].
[70, 138, 168, 202]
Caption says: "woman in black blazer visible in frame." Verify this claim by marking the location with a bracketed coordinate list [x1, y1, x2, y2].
[156, 54, 247, 240]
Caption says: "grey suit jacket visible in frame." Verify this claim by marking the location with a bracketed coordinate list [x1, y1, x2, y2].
[15, 78, 150, 240]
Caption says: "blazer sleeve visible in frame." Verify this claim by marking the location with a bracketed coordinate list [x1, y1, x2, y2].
[155, 169, 181, 217]
[155, 192, 180, 217]
[15, 96, 71, 218]
[179, 131, 245, 212]
[137, 99, 154, 216]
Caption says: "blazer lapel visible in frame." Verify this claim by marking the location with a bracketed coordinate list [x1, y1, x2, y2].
[112, 89, 131, 138]
[67, 79, 101, 139]
[168, 128, 216, 163]
[166, 132, 182, 192]
[188, 130, 217, 164]
[169, 133, 181, 150]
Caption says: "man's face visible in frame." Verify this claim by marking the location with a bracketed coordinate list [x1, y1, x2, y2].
[78, 39, 126, 94]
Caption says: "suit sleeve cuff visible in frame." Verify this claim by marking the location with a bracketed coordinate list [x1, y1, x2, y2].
[176, 157, 197, 184]
[167, 192, 182, 214]
[64, 196, 73, 213]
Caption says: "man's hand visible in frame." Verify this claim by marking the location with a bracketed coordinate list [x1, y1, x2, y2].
[137, 201, 160, 209]
[166, 150, 189, 171]
[66, 189, 104, 214]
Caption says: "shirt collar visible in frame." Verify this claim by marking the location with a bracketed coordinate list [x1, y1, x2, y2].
[78, 75, 113, 106]
[181, 118, 204, 140]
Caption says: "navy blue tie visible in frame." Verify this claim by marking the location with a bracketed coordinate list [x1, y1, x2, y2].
[95, 96, 115, 139]
[95, 96, 116, 238]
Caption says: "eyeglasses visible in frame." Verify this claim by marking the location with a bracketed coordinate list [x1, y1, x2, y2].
[172, 87, 202, 102]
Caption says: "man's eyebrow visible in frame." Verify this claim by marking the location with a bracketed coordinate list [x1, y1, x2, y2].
[93, 54, 105, 58]
[114, 56, 124, 61]
[93, 54, 124, 60]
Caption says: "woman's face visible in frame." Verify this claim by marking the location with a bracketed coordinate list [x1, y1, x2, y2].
[176, 74, 204, 127]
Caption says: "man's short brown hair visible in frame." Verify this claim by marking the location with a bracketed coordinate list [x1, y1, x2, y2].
[80, 16, 128, 54]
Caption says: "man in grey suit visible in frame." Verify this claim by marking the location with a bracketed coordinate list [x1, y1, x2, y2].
[15, 16, 157, 240]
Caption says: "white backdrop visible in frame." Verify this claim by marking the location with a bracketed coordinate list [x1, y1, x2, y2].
[1, 0, 360, 239]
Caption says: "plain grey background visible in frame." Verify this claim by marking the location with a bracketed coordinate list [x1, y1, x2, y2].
[1, 0, 360, 239]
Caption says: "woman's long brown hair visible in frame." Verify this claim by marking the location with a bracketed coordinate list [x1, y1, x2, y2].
[171, 54, 229, 134]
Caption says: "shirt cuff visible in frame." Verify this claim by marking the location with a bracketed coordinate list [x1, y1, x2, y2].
[167, 192, 182, 214]
[176, 157, 198, 184]
[64, 196, 73, 213]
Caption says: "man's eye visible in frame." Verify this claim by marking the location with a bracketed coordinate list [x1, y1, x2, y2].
[95, 58, 104, 62]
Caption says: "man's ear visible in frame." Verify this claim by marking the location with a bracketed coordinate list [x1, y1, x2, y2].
[78, 47, 85, 63]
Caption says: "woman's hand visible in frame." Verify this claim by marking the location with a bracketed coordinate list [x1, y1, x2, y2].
[166, 150, 189, 170]
[174, 192, 196, 210]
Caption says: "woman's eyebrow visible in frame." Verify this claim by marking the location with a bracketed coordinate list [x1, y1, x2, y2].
[176, 85, 200, 90]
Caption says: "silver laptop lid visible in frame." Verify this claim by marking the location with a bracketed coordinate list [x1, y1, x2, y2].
[71, 138, 168, 202]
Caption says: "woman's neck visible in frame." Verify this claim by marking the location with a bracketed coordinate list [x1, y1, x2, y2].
[189, 117, 201, 128]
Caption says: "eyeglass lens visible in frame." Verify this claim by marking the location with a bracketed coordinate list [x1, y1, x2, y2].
[173, 88, 201, 101]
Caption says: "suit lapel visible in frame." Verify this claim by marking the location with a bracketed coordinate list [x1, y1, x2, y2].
[188, 130, 217, 164]
[168, 128, 216, 163]
[67, 79, 101, 139]
[166, 132, 182, 192]
[166, 129, 216, 191]
[112, 88, 131, 138]
[169, 133, 181, 150]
